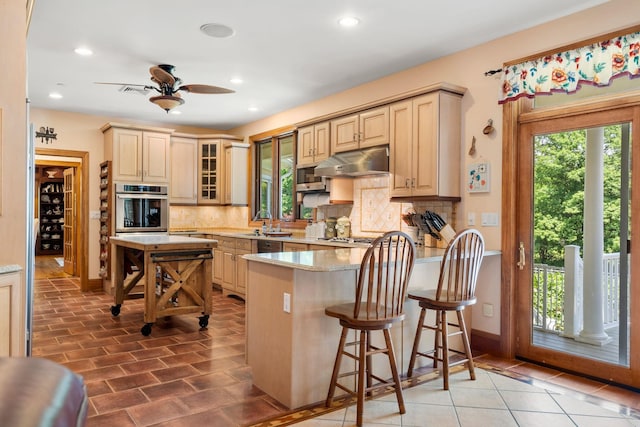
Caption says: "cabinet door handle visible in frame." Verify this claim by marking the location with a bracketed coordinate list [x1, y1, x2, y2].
[411, 178, 416, 188]
[517, 242, 526, 270]
[405, 178, 410, 188]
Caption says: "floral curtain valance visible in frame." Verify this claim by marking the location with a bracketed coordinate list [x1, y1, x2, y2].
[499, 31, 640, 104]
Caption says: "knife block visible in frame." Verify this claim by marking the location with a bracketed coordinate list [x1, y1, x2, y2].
[424, 224, 456, 249]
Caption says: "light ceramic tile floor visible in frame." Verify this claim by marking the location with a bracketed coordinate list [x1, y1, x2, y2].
[293, 368, 640, 427]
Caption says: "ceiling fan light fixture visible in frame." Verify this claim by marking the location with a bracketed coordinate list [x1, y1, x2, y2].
[200, 23, 235, 38]
[149, 95, 184, 112]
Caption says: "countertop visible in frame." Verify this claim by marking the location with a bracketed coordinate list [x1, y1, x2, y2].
[169, 228, 374, 248]
[111, 234, 215, 245]
[243, 246, 501, 272]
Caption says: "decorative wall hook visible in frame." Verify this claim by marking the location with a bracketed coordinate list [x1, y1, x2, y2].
[483, 119, 494, 135]
[36, 126, 57, 144]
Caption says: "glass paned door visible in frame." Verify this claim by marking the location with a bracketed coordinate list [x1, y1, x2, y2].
[516, 108, 638, 385]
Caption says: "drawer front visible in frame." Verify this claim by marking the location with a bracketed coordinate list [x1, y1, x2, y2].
[236, 239, 253, 251]
[213, 235, 236, 249]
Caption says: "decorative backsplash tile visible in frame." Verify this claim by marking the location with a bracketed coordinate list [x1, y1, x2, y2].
[171, 175, 456, 247]
[315, 175, 457, 245]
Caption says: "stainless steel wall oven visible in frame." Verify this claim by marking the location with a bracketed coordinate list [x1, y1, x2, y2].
[115, 183, 168, 234]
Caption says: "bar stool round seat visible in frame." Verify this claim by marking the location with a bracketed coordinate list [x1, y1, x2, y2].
[325, 231, 416, 427]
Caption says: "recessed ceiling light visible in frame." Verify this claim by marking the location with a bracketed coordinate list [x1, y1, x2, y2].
[248, 106, 258, 112]
[49, 92, 63, 99]
[200, 23, 235, 38]
[338, 16, 360, 27]
[74, 47, 93, 56]
[170, 110, 182, 115]
[230, 77, 243, 84]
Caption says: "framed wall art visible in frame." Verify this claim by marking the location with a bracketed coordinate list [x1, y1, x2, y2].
[468, 161, 490, 193]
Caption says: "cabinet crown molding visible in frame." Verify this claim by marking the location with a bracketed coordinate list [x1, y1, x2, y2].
[295, 82, 466, 128]
[101, 122, 175, 134]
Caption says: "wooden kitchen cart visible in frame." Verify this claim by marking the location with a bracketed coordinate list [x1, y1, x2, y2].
[109, 235, 216, 336]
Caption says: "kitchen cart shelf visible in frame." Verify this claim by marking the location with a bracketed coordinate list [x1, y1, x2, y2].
[99, 161, 112, 281]
[37, 181, 64, 255]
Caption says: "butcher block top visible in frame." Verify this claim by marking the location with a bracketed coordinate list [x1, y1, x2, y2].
[110, 235, 216, 251]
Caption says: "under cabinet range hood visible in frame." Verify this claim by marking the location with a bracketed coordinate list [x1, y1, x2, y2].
[314, 145, 389, 177]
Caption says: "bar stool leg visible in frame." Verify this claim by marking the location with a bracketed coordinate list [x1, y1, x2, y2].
[383, 328, 405, 415]
[366, 330, 373, 396]
[356, 330, 367, 427]
[458, 310, 476, 380]
[440, 310, 450, 390]
[434, 309, 441, 370]
[326, 327, 349, 407]
[407, 307, 426, 377]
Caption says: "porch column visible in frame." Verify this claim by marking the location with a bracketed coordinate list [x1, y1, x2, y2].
[577, 127, 611, 346]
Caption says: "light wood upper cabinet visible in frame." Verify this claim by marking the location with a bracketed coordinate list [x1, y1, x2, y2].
[198, 137, 247, 205]
[330, 106, 389, 153]
[198, 139, 223, 205]
[170, 136, 198, 205]
[389, 91, 462, 198]
[223, 141, 250, 205]
[297, 122, 330, 166]
[102, 124, 171, 184]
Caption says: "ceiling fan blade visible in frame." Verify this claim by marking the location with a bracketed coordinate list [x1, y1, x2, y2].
[94, 82, 150, 87]
[149, 65, 176, 86]
[178, 84, 235, 94]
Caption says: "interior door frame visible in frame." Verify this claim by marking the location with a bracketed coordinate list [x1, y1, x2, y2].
[62, 167, 75, 275]
[502, 93, 640, 385]
[35, 148, 89, 291]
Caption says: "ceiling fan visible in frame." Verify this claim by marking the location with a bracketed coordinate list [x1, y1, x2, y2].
[96, 64, 234, 112]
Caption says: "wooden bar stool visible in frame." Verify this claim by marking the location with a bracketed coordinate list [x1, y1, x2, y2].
[407, 228, 485, 390]
[325, 231, 416, 427]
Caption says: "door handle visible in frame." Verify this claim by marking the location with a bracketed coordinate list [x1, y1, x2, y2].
[517, 242, 526, 270]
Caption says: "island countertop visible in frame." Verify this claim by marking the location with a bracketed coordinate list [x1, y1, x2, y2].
[110, 234, 216, 250]
[243, 246, 501, 271]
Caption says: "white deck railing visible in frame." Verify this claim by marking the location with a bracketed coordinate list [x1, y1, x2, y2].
[533, 248, 623, 336]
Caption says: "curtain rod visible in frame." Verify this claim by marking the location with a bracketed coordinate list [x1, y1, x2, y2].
[484, 68, 503, 77]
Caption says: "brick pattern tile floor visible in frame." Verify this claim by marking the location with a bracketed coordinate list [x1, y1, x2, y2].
[32, 277, 287, 427]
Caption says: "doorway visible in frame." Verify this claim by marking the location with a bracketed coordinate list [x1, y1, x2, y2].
[34, 148, 90, 291]
[509, 102, 640, 386]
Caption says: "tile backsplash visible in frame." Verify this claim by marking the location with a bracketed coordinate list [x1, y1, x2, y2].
[170, 175, 457, 247]
[170, 205, 249, 229]
[316, 175, 456, 246]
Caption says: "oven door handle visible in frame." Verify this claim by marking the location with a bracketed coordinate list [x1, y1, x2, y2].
[116, 194, 168, 200]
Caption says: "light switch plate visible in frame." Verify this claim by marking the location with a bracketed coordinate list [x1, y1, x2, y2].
[481, 213, 499, 226]
[283, 293, 291, 313]
[468, 212, 476, 226]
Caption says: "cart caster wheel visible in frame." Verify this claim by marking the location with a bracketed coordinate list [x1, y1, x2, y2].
[110, 304, 121, 317]
[199, 315, 209, 329]
[140, 323, 152, 336]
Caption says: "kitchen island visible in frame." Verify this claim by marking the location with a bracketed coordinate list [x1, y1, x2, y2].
[110, 235, 216, 336]
[244, 246, 500, 409]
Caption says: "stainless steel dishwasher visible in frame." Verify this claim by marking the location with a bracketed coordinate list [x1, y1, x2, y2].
[256, 239, 283, 253]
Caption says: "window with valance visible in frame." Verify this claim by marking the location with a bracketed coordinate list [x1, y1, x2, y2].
[499, 31, 640, 104]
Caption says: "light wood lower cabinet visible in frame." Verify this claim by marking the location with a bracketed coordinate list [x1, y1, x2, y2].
[284, 242, 339, 252]
[0, 267, 22, 357]
[211, 235, 255, 299]
[282, 242, 309, 252]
